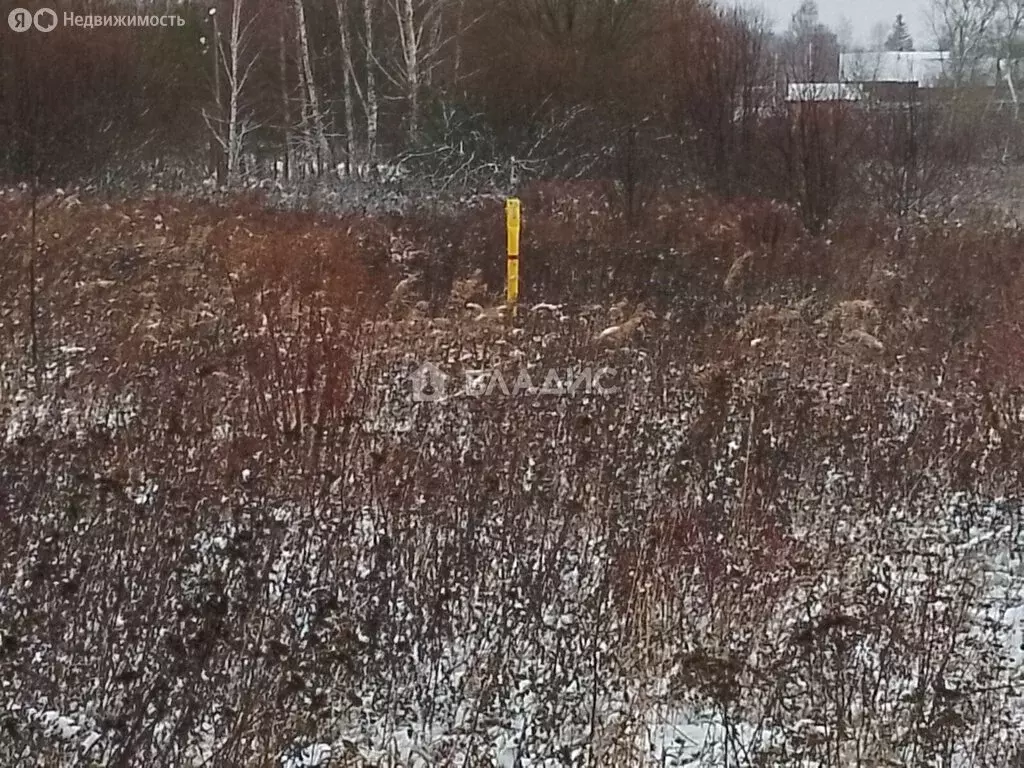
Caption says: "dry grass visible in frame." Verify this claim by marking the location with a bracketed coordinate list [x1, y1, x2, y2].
[1, 187, 1023, 766]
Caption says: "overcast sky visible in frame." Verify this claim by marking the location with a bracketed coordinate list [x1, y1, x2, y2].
[750, 0, 934, 50]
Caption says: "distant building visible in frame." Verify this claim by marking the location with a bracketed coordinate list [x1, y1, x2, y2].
[840, 51, 952, 87]
[783, 82, 863, 125]
[785, 82, 864, 102]
[840, 50, 1003, 89]
[772, 51, 1015, 119]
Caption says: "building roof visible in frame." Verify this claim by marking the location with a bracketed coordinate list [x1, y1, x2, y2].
[786, 82, 865, 102]
[840, 51, 950, 85]
[840, 51, 1001, 87]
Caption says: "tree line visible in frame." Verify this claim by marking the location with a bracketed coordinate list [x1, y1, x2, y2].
[0, 0, 1020, 224]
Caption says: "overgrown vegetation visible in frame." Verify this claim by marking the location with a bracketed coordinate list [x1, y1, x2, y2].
[4, 0, 1024, 764]
[1, 187, 1023, 765]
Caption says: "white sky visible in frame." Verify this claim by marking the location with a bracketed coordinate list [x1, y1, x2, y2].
[749, 0, 935, 50]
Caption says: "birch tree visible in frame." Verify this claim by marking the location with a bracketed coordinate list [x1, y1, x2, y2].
[336, 0, 360, 174]
[365, 0, 380, 164]
[388, 0, 430, 143]
[385, 0, 456, 144]
[337, 0, 382, 173]
[294, 0, 332, 174]
[279, 20, 294, 180]
[990, 0, 1024, 152]
[203, 0, 263, 185]
[331, 0, 380, 174]
[992, 0, 1024, 91]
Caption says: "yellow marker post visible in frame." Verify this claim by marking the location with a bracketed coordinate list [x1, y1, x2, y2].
[505, 198, 521, 320]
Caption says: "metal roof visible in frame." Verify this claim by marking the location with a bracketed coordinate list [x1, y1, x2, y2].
[839, 51, 1000, 86]
[786, 82, 865, 102]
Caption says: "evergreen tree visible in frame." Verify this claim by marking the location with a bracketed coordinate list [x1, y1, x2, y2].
[885, 14, 914, 52]
[790, 0, 821, 40]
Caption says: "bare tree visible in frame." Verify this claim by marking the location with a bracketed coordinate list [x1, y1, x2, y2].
[835, 15, 855, 51]
[336, 0, 361, 174]
[203, 0, 263, 186]
[452, 0, 468, 79]
[279, 18, 295, 180]
[771, 85, 861, 231]
[868, 21, 888, 51]
[992, 0, 1024, 111]
[784, 0, 840, 81]
[500, 0, 652, 55]
[398, 0, 423, 142]
[680, 6, 773, 193]
[365, 0, 380, 164]
[859, 94, 953, 216]
[294, 0, 332, 174]
[931, 0, 1000, 85]
[27, 159, 40, 386]
[339, 0, 380, 169]
[386, 0, 450, 144]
